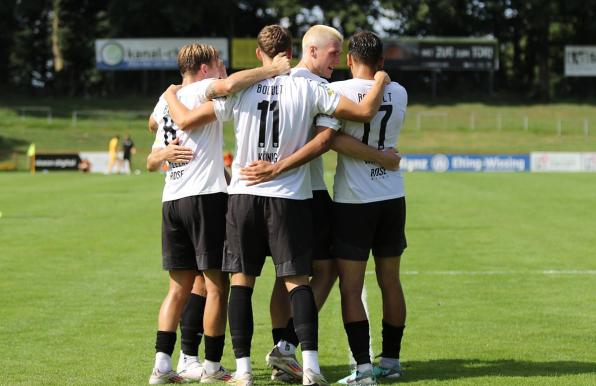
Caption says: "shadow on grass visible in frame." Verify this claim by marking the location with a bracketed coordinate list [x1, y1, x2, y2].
[321, 359, 596, 383]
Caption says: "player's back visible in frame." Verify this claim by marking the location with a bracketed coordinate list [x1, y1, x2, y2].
[214, 74, 339, 199]
[329, 79, 407, 203]
[151, 79, 227, 202]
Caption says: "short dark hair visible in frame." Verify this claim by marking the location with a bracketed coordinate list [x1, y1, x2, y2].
[348, 31, 383, 67]
[257, 25, 292, 58]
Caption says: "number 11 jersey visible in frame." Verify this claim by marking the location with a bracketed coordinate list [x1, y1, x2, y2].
[213, 74, 340, 199]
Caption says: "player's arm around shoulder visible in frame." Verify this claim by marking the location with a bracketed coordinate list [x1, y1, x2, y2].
[333, 71, 390, 122]
[239, 126, 336, 186]
[147, 137, 194, 172]
[148, 116, 158, 133]
[204, 53, 291, 100]
[330, 132, 401, 171]
[163, 85, 217, 131]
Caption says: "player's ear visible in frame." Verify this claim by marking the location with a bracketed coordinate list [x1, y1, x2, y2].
[286, 48, 293, 60]
[309, 45, 317, 59]
[200, 63, 209, 74]
[347, 53, 353, 67]
[256, 47, 263, 62]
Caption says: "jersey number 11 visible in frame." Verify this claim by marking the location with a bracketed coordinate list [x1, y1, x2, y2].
[257, 100, 279, 148]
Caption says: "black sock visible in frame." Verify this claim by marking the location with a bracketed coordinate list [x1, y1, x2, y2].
[155, 330, 177, 356]
[180, 293, 206, 356]
[272, 328, 285, 345]
[344, 320, 371, 365]
[381, 320, 405, 359]
[289, 285, 318, 351]
[228, 285, 253, 358]
[204, 334, 225, 362]
[284, 318, 300, 347]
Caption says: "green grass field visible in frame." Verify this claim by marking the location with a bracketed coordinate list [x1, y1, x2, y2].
[2, 101, 596, 170]
[1, 171, 595, 385]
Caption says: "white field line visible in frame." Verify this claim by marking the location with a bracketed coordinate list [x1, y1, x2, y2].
[365, 269, 596, 276]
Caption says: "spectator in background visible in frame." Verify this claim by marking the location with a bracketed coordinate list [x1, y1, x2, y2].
[78, 159, 91, 173]
[121, 134, 136, 174]
[107, 134, 119, 174]
[27, 143, 36, 174]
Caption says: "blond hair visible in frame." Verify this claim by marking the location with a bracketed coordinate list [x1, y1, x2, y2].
[301, 25, 344, 56]
[177, 43, 218, 75]
[257, 25, 292, 58]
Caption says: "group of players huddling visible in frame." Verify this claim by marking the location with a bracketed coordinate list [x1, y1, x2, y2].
[147, 24, 408, 386]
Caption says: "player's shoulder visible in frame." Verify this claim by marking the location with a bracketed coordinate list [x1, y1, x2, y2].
[180, 78, 215, 95]
[327, 79, 352, 92]
[290, 67, 327, 83]
[387, 81, 408, 100]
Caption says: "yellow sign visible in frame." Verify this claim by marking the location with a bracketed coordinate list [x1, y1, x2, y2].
[232, 38, 349, 70]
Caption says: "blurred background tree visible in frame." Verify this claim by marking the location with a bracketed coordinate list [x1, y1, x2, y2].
[2, 0, 595, 99]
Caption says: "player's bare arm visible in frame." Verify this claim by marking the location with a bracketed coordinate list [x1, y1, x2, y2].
[146, 137, 194, 171]
[332, 71, 390, 122]
[148, 116, 159, 133]
[163, 88, 217, 131]
[204, 52, 291, 100]
[239, 126, 335, 185]
[331, 132, 401, 170]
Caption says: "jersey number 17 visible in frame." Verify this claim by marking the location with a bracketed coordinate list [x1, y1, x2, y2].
[362, 105, 392, 150]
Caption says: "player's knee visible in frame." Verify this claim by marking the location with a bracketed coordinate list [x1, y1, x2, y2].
[338, 279, 362, 298]
[377, 273, 400, 294]
[168, 287, 191, 304]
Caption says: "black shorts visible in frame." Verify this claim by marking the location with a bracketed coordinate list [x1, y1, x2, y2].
[161, 193, 227, 270]
[331, 197, 407, 261]
[311, 189, 333, 260]
[223, 194, 313, 277]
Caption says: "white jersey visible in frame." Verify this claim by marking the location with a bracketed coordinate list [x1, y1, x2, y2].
[290, 68, 339, 192]
[151, 79, 227, 202]
[213, 74, 340, 199]
[329, 79, 408, 203]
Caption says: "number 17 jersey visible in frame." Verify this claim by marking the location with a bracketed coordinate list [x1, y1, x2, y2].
[329, 79, 408, 203]
[213, 74, 340, 199]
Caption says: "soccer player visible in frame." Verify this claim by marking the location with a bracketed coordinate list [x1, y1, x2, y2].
[262, 24, 402, 383]
[146, 43, 290, 384]
[163, 25, 389, 386]
[327, 31, 408, 385]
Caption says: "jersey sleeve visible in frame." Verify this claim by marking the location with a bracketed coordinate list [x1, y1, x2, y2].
[309, 81, 340, 116]
[151, 96, 167, 123]
[314, 81, 344, 130]
[315, 114, 341, 131]
[212, 93, 237, 123]
[152, 127, 166, 150]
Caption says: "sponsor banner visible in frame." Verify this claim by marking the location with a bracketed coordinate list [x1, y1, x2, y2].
[96, 38, 229, 70]
[35, 154, 80, 170]
[401, 154, 529, 172]
[79, 151, 123, 174]
[565, 46, 596, 77]
[383, 38, 499, 71]
[530, 152, 596, 172]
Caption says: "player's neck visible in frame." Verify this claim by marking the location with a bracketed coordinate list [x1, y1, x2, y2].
[181, 73, 202, 86]
[350, 65, 375, 81]
[295, 60, 324, 78]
